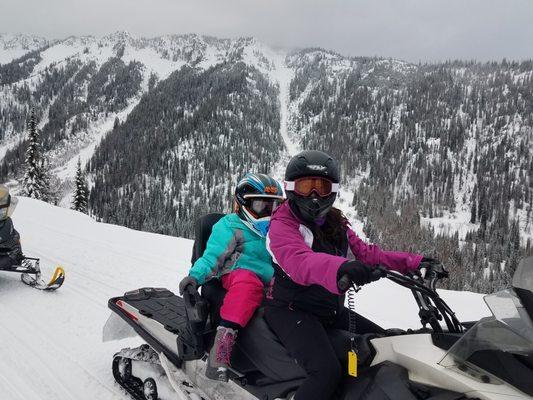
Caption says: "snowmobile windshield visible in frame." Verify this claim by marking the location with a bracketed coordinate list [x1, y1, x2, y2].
[513, 257, 533, 292]
[439, 288, 533, 395]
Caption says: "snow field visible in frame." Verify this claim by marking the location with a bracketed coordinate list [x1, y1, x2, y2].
[0, 198, 191, 400]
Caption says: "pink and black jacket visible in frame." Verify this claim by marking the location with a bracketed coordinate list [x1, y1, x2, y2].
[266, 201, 423, 318]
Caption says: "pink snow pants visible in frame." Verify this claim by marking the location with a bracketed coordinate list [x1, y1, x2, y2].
[220, 269, 264, 328]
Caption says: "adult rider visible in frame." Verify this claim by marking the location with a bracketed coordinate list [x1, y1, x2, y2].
[264, 150, 447, 400]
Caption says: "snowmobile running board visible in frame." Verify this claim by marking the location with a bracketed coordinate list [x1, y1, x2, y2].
[1, 257, 66, 291]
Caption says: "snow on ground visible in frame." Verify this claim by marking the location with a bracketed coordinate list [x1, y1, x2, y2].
[0, 198, 191, 400]
[0, 48, 29, 64]
[0, 134, 22, 160]
[0, 34, 49, 65]
[420, 208, 478, 241]
[0, 198, 490, 400]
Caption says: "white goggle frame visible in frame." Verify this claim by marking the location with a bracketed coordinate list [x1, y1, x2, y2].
[284, 181, 340, 193]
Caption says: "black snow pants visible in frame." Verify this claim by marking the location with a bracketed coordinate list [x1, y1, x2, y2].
[0, 254, 16, 270]
[264, 305, 384, 400]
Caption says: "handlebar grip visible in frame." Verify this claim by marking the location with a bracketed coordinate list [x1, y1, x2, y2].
[373, 265, 389, 280]
[185, 284, 198, 296]
[338, 274, 351, 292]
[183, 287, 207, 323]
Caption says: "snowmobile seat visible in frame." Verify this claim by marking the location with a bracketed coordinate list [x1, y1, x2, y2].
[188, 213, 375, 384]
[189, 213, 304, 382]
[190, 212, 227, 328]
[190, 212, 225, 265]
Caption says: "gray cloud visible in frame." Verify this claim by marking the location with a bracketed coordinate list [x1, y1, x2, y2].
[1, 0, 532, 62]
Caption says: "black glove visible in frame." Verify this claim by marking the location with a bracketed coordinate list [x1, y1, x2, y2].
[179, 275, 198, 295]
[418, 257, 448, 279]
[337, 260, 385, 291]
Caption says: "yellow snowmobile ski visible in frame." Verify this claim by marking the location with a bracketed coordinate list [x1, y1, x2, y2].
[19, 258, 65, 291]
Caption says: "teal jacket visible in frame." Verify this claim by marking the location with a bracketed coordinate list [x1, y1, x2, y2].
[189, 213, 274, 285]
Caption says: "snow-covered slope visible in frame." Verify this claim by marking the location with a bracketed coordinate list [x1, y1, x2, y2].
[0, 32, 285, 205]
[0, 198, 490, 399]
[0, 198, 190, 400]
[0, 33, 49, 64]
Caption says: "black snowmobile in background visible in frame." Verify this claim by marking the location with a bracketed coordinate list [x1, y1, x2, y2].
[104, 214, 533, 400]
[0, 191, 65, 291]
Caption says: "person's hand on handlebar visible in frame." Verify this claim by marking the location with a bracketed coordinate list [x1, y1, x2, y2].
[179, 275, 198, 295]
[418, 257, 448, 280]
[337, 261, 387, 291]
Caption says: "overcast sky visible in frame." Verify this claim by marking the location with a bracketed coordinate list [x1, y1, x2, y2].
[1, 0, 532, 62]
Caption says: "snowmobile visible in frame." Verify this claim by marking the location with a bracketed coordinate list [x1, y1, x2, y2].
[104, 213, 533, 400]
[0, 202, 65, 291]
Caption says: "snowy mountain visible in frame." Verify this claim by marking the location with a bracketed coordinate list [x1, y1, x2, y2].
[0, 33, 49, 64]
[0, 197, 489, 400]
[0, 32, 278, 192]
[0, 32, 532, 292]
[287, 52, 533, 291]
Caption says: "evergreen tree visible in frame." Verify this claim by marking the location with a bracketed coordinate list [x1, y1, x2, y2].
[72, 158, 89, 214]
[40, 156, 59, 205]
[470, 197, 477, 224]
[22, 108, 46, 199]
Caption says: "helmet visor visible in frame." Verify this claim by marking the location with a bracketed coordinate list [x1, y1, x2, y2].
[245, 198, 282, 219]
[286, 177, 339, 197]
[0, 194, 11, 209]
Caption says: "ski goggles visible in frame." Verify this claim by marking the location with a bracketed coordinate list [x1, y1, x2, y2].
[0, 194, 11, 209]
[285, 177, 339, 197]
[244, 196, 283, 219]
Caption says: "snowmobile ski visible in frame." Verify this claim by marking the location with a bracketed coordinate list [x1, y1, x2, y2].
[19, 258, 65, 291]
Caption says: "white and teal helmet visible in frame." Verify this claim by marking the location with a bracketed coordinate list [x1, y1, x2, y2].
[234, 173, 284, 237]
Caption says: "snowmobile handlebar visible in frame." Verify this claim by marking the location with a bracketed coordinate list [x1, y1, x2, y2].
[340, 265, 463, 334]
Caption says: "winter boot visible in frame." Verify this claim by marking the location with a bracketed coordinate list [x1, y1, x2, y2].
[205, 326, 237, 382]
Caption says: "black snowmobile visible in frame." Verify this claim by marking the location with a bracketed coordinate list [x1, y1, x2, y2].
[0, 211, 65, 291]
[104, 214, 533, 400]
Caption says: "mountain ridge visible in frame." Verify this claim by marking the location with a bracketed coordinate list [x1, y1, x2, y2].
[0, 33, 531, 292]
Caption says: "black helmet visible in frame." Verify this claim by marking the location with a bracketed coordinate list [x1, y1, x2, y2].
[235, 173, 284, 237]
[284, 150, 340, 223]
